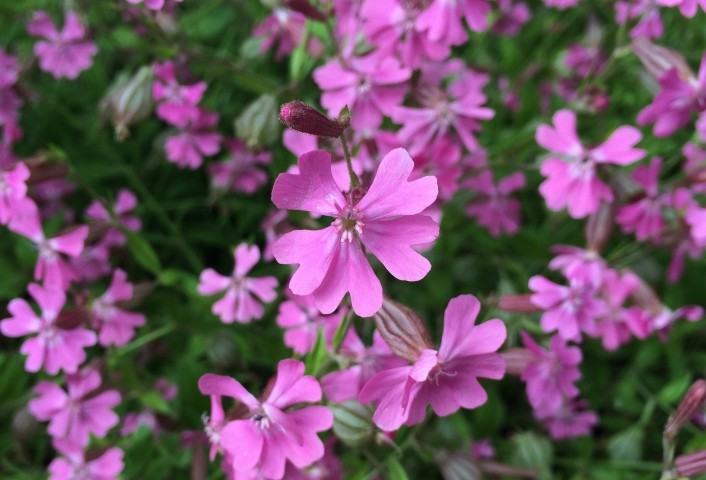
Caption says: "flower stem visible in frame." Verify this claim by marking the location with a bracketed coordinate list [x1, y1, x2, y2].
[340, 135, 359, 188]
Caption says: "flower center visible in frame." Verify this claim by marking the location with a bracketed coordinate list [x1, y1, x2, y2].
[252, 410, 271, 430]
[332, 204, 364, 243]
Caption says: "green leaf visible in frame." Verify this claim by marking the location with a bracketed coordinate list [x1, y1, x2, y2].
[385, 457, 409, 480]
[510, 432, 553, 480]
[608, 427, 644, 462]
[140, 391, 171, 415]
[125, 230, 162, 275]
[304, 328, 327, 376]
[332, 312, 353, 352]
[659, 373, 692, 405]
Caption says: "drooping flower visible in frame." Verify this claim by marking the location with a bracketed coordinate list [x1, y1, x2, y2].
[48, 439, 124, 480]
[8, 198, 88, 290]
[198, 243, 278, 324]
[27, 11, 97, 79]
[272, 148, 439, 317]
[91, 269, 146, 347]
[536, 109, 646, 218]
[199, 359, 334, 480]
[153, 61, 207, 126]
[359, 295, 506, 431]
[0, 283, 96, 375]
[28, 368, 121, 447]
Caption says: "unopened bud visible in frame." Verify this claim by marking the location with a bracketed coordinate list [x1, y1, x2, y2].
[632, 38, 694, 83]
[24, 157, 69, 185]
[435, 451, 483, 480]
[665, 379, 706, 440]
[100, 66, 155, 142]
[501, 348, 534, 375]
[498, 294, 540, 313]
[585, 201, 613, 252]
[283, 0, 327, 21]
[631, 278, 663, 316]
[676, 449, 706, 477]
[12, 407, 38, 440]
[374, 297, 433, 362]
[279, 101, 345, 138]
[330, 400, 376, 447]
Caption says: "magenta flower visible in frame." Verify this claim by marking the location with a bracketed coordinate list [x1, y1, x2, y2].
[91, 269, 146, 347]
[417, 0, 491, 47]
[198, 243, 278, 324]
[313, 54, 411, 131]
[520, 332, 582, 415]
[49, 439, 124, 480]
[1, 284, 96, 375]
[529, 275, 606, 341]
[0, 161, 30, 225]
[199, 359, 334, 479]
[617, 157, 666, 241]
[28, 368, 121, 447]
[549, 245, 607, 287]
[359, 295, 506, 431]
[208, 139, 271, 194]
[543, 0, 580, 8]
[164, 108, 222, 169]
[656, 0, 706, 17]
[153, 61, 207, 126]
[86, 189, 142, 247]
[276, 290, 345, 356]
[0, 48, 20, 88]
[272, 149, 439, 317]
[492, 0, 531, 36]
[538, 398, 598, 439]
[464, 170, 525, 236]
[9, 199, 88, 290]
[593, 270, 645, 350]
[126, 0, 182, 10]
[536, 109, 646, 218]
[27, 11, 97, 79]
[637, 53, 706, 136]
[253, 8, 323, 60]
[616, 0, 664, 39]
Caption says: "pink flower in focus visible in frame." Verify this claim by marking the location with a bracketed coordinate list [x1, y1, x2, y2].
[9, 199, 88, 290]
[272, 149, 439, 317]
[153, 61, 207, 126]
[276, 290, 345, 356]
[49, 439, 124, 480]
[313, 54, 411, 132]
[359, 295, 506, 431]
[28, 368, 121, 447]
[0, 284, 96, 374]
[199, 359, 334, 479]
[86, 189, 142, 247]
[0, 161, 30, 225]
[27, 11, 97, 79]
[198, 243, 278, 324]
[529, 275, 606, 341]
[209, 139, 271, 194]
[520, 332, 582, 416]
[164, 108, 222, 169]
[91, 269, 146, 347]
[536, 109, 646, 218]
[464, 170, 525, 236]
[616, 157, 666, 241]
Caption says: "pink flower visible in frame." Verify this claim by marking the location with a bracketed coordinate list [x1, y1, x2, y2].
[593, 270, 645, 350]
[199, 359, 334, 479]
[536, 109, 646, 218]
[198, 243, 278, 323]
[520, 332, 582, 415]
[313, 54, 411, 132]
[538, 398, 598, 439]
[209, 139, 271, 194]
[28, 368, 121, 447]
[126, 0, 182, 10]
[464, 170, 525, 236]
[359, 295, 506, 431]
[492, 0, 531, 36]
[49, 439, 124, 480]
[0, 161, 30, 225]
[637, 53, 706, 136]
[253, 8, 323, 60]
[616, 157, 666, 241]
[0, 49, 19, 88]
[417, 0, 491, 47]
[272, 149, 439, 317]
[71, 243, 112, 283]
[616, 0, 664, 39]
[9, 199, 88, 290]
[27, 11, 97, 80]
[656, 0, 706, 17]
[276, 290, 345, 356]
[91, 269, 146, 347]
[1, 284, 96, 375]
[164, 108, 222, 169]
[86, 189, 142, 247]
[529, 275, 606, 341]
[549, 245, 607, 287]
[543, 0, 581, 8]
[153, 61, 207, 126]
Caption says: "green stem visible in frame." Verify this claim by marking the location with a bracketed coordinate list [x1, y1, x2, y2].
[115, 323, 176, 357]
[340, 135, 359, 188]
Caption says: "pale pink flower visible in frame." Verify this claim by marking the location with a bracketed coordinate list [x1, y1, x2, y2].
[1, 284, 96, 375]
[199, 359, 334, 479]
[49, 439, 124, 480]
[91, 269, 146, 347]
[86, 189, 141, 247]
[153, 61, 207, 126]
[536, 109, 646, 218]
[617, 157, 666, 241]
[9, 199, 88, 290]
[209, 139, 271, 194]
[0, 161, 30, 225]
[464, 170, 525, 236]
[417, 0, 491, 47]
[313, 54, 411, 131]
[164, 108, 222, 169]
[359, 295, 506, 431]
[529, 275, 606, 341]
[272, 149, 439, 317]
[28, 368, 121, 447]
[27, 11, 97, 79]
[198, 243, 278, 324]
[276, 290, 345, 356]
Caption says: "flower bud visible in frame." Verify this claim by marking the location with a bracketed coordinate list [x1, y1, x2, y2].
[676, 449, 706, 477]
[585, 201, 613, 252]
[665, 379, 706, 440]
[374, 297, 433, 362]
[632, 38, 694, 83]
[435, 451, 482, 480]
[279, 101, 345, 138]
[12, 407, 39, 441]
[501, 348, 534, 375]
[100, 66, 155, 141]
[330, 400, 376, 447]
[498, 294, 540, 313]
[235, 94, 280, 148]
[283, 0, 327, 21]
[24, 157, 70, 185]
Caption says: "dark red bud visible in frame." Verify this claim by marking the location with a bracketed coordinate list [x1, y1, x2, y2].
[279, 101, 345, 138]
[283, 0, 328, 22]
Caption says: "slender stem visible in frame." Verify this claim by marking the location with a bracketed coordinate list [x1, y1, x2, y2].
[115, 323, 176, 357]
[340, 135, 360, 188]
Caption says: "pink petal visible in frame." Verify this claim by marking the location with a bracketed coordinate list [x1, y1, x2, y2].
[234, 243, 260, 277]
[221, 420, 263, 472]
[198, 374, 259, 409]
